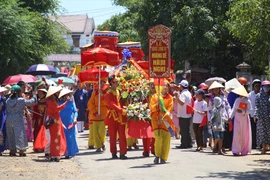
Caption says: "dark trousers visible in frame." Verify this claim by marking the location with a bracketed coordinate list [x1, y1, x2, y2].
[222, 123, 233, 149]
[179, 117, 192, 147]
[250, 116, 257, 148]
[203, 126, 209, 145]
[193, 123, 203, 147]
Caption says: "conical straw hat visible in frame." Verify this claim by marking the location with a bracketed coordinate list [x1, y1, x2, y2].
[0, 87, 7, 93]
[58, 88, 73, 98]
[225, 78, 242, 92]
[209, 81, 224, 90]
[45, 86, 62, 99]
[232, 85, 248, 97]
[37, 88, 47, 93]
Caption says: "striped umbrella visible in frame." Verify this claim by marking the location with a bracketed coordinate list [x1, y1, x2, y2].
[26, 64, 56, 75]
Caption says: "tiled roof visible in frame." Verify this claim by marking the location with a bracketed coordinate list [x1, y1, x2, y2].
[84, 18, 95, 35]
[49, 15, 95, 35]
[47, 54, 81, 62]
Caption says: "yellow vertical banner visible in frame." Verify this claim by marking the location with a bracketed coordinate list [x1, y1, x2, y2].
[75, 64, 82, 75]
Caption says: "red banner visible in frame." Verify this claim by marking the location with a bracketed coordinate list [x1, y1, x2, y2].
[148, 25, 171, 78]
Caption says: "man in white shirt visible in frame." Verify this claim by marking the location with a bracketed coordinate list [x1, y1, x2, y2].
[174, 80, 193, 149]
[248, 79, 261, 149]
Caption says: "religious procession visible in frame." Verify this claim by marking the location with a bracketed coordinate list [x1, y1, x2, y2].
[0, 27, 270, 167]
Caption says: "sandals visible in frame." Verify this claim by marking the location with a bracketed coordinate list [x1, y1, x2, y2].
[9, 152, 17, 156]
[96, 148, 102, 152]
[50, 157, 60, 162]
[132, 144, 139, 150]
[19, 153, 26, 157]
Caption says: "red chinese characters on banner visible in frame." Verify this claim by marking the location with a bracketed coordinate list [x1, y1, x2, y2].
[148, 25, 172, 78]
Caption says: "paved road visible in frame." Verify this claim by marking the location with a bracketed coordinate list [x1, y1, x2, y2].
[1, 130, 270, 180]
[75, 131, 270, 180]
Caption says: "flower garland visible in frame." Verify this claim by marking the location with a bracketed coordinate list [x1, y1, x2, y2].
[117, 62, 151, 122]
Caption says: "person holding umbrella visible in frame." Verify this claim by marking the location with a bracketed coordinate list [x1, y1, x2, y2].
[88, 79, 108, 152]
[5, 85, 37, 156]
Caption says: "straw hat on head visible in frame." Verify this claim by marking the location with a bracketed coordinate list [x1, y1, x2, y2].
[0, 87, 7, 93]
[4, 85, 11, 94]
[231, 85, 248, 97]
[45, 86, 62, 99]
[58, 88, 73, 98]
[209, 81, 224, 90]
[37, 88, 47, 93]
[35, 80, 45, 88]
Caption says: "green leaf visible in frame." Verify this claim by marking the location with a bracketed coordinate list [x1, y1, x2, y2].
[122, 91, 129, 99]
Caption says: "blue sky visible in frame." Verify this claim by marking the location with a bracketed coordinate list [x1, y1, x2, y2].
[59, 0, 126, 26]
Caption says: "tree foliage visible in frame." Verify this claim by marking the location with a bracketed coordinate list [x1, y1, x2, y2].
[19, 0, 61, 14]
[109, 0, 245, 80]
[227, 0, 270, 74]
[0, 0, 69, 83]
[97, 12, 140, 43]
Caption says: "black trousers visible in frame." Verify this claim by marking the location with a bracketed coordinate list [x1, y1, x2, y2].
[179, 117, 192, 147]
[250, 116, 257, 148]
[193, 123, 204, 147]
[222, 123, 233, 149]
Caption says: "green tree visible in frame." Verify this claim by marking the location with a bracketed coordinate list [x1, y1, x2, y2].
[0, 0, 69, 83]
[19, 0, 61, 14]
[112, 0, 244, 79]
[227, 0, 270, 74]
[97, 12, 140, 43]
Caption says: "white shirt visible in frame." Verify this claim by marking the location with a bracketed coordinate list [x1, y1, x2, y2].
[230, 97, 252, 118]
[248, 91, 257, 117]
[177, 89, 192, 118]
[193, 100, 208, 123]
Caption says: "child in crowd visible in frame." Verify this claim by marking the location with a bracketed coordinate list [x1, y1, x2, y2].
[193, 89, 208, 151]
[211, 97, 227, 155]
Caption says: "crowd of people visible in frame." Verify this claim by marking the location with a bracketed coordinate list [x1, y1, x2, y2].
[0, 76, 270, 164]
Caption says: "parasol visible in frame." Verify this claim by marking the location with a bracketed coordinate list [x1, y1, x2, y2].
[78, 67, 109, 83]
[50, 77, 75, 86]
[81, 47, 121, 116]
[26, 64, 56, 75]
[81, 47, 120, 67]
[205, 77, 226, 86]
[42, 78, 57, 87]
[2, 74, 37, 85]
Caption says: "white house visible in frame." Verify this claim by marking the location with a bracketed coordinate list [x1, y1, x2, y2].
[50, 14, 95, 53]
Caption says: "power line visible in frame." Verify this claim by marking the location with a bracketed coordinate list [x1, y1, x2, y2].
[54, 9, 125, 24]
[63, 7, 124, 14]
[93, 10, 124, 18]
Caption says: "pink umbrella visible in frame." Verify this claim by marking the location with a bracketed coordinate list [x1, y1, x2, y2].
[2, 74, 37, 85]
